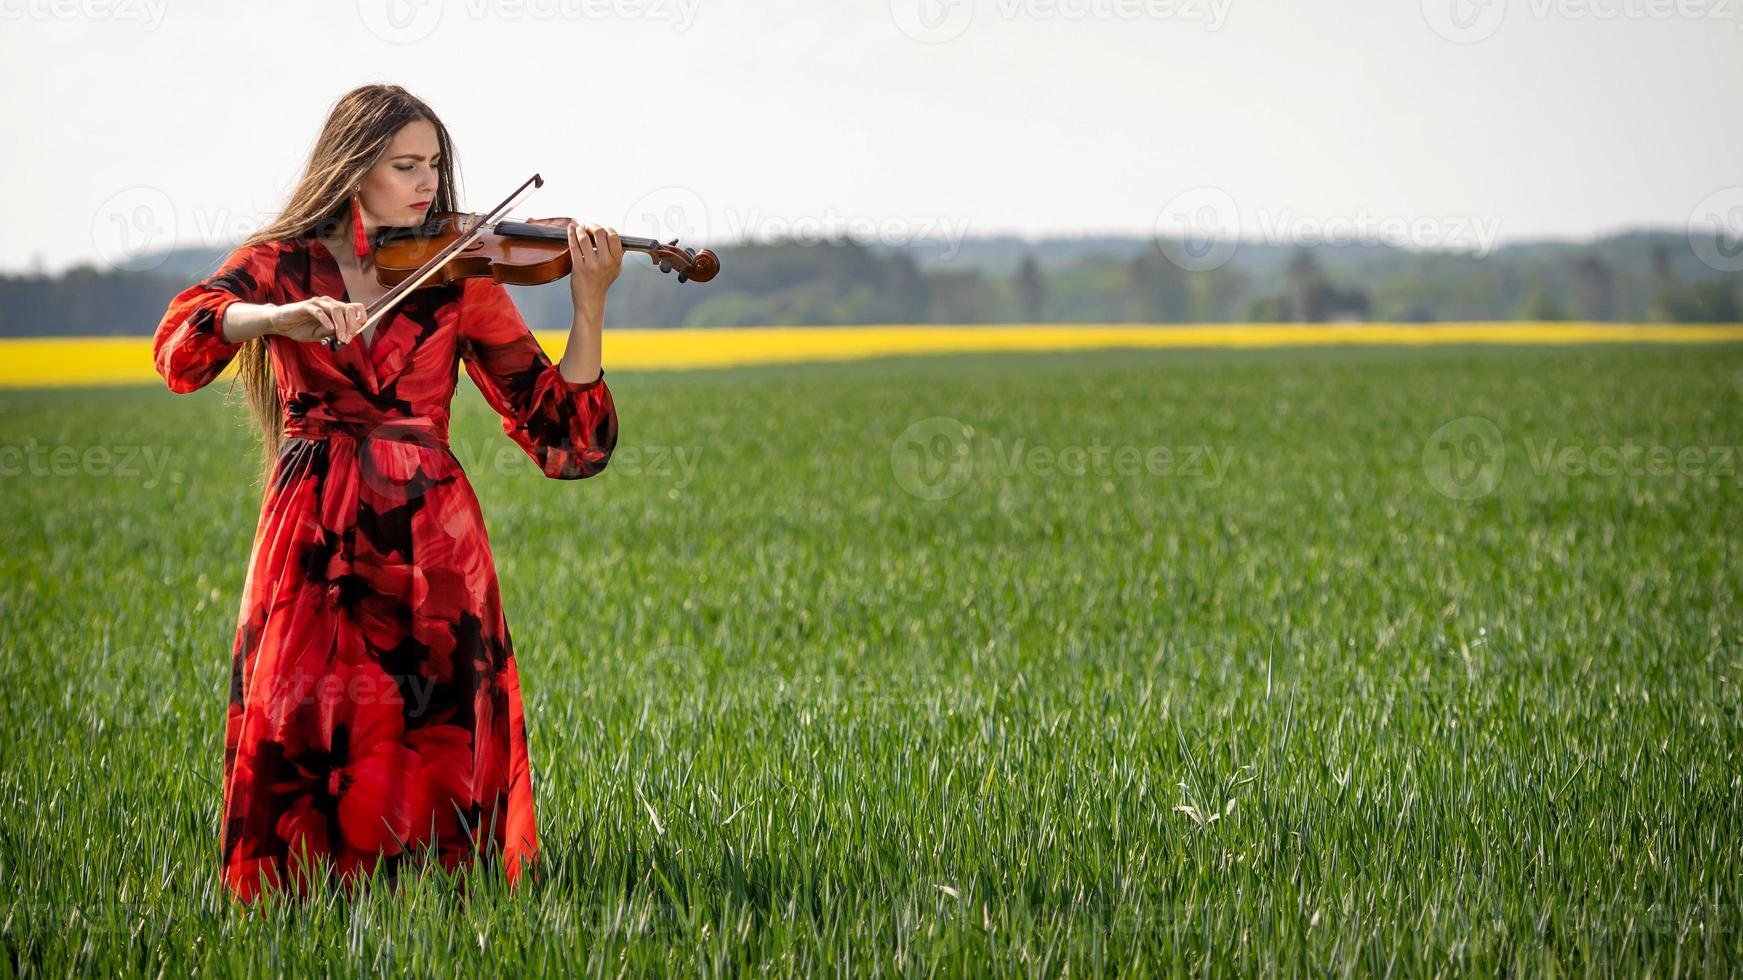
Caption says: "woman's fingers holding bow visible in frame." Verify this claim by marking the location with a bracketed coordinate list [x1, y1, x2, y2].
[272, 295, 367, 345]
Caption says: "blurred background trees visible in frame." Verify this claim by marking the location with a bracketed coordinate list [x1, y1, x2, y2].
[4, 229, 1738, 336]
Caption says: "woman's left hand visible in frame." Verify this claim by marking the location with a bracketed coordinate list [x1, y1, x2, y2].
[567, 221, 624, 307]
[523, 216, 625, 308]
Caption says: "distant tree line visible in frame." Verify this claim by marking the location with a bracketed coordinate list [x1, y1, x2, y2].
[3, 231, 1738, 337]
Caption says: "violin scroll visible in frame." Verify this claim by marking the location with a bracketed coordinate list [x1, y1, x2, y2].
[649, 239, 720, 284]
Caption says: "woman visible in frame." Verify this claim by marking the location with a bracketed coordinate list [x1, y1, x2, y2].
[152, 83, 623, 903]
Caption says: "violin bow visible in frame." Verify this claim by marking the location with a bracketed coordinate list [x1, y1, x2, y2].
[323, 173, 545, 351]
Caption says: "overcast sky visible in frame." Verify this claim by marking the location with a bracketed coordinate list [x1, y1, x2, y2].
[2, 0, 1738, 273]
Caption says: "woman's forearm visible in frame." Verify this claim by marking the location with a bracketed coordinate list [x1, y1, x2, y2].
[558, 293, 605, 384]
[220, 303, 278, 344]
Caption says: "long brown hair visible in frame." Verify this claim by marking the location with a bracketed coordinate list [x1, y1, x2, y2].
[224, 83, 461, 487]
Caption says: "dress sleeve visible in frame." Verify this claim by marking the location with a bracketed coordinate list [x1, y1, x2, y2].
[152, 241, 278, 394]
[457, 276, 618, 480]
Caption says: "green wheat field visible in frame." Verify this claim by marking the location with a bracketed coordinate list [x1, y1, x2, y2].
[2, 343, 1740, 976]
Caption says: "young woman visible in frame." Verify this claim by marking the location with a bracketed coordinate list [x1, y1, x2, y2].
[152, 83, 623, 904]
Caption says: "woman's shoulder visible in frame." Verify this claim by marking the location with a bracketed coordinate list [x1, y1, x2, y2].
[210, 235, 304, 271]
[196, 235, 311, 297]
[240, 234, 318, 260]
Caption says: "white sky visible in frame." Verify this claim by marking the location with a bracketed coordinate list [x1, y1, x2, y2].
[1, 0, 1739, 273]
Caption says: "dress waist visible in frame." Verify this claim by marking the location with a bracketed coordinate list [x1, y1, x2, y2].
[282, 415, 449, 447]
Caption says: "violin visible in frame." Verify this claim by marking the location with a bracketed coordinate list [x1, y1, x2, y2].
[323, 174, 719, 350]
[373, 214, 720, 288]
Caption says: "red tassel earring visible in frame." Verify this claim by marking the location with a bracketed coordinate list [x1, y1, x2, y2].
[350, 193, 371, 259]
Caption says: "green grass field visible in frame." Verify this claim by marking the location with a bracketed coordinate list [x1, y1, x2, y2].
[2, 344, 1740, 976]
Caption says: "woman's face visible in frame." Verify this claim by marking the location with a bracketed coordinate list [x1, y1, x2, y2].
[358, 119, 440, 230]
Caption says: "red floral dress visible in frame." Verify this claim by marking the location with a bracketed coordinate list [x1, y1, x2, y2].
[152, 235, 617, 903]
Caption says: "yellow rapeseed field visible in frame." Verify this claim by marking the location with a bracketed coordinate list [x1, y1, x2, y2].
[3, 322, 1741, 389]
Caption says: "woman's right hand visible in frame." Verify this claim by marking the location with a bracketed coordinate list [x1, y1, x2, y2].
[268, 296, 367, 345]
